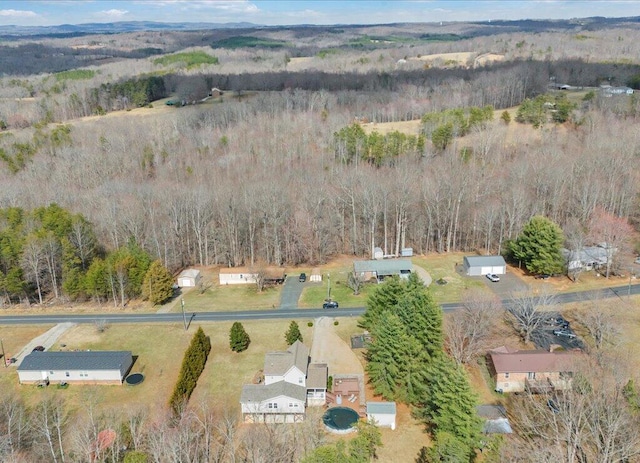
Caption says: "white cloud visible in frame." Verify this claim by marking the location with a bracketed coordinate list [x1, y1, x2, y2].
[97, 9, 130, 19]
[135, 0, 260, 13]
[0, 9, 38, 18]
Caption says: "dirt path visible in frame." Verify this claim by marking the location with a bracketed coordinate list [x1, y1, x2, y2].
[310, 317, 363, 377]
[12, 322, 76, 366]
[412, 265, 432, 286]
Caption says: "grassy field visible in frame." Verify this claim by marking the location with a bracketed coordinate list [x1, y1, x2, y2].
[412, 253, 488, 302]
[153, 51, 219, 68]
[299, 281, 373, 309]
[53, 69, 96, 81]
[167, 283, 283, 312]
[0, 320, 316, 419]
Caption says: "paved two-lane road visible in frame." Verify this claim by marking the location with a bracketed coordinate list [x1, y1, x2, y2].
[0, 283, 638, 326]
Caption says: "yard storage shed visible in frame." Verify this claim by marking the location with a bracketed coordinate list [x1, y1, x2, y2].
[353, 259, 412, 282]
[18, 351, 133, 385]
[366, 402, 396, 430]
[463, 256, 506, 276]
[177, 269, 202, 287]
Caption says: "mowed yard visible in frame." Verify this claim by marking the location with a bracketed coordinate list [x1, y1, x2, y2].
[0, 320, 315, 421]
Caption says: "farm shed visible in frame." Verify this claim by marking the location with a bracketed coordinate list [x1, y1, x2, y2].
[463, 256, 506, 276]
[18, 351, 133, 385]
[366, 402, 396, 430]
[177, 269, 202, 287]
[353, 259, 412, 282]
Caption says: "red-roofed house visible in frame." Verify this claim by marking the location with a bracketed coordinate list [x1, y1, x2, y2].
[489, 347, 578, 393]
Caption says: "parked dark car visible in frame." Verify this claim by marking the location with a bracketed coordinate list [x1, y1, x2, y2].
[536, 274, 551, 279]
[32, 345, 45, 352]
[298, 273, 306, 282]
[322, 300, 339, 309]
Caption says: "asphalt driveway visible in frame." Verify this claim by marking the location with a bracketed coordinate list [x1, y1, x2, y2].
[482, 271, 529, 298]
[279, 275, 306, 309]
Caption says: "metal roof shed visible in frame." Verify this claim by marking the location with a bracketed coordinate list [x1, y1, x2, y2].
[463, 256, 506, 276]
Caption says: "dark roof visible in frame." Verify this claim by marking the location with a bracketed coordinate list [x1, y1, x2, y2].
[18, 351, 132, 371]
[464, 255, 506, 267]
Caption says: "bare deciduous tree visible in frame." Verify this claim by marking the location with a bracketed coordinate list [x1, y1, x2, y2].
[507, 291, 557, 344]
[446, 290, 502, 364]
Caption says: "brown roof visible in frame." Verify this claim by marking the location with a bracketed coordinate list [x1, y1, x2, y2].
[264, 341, 309, 377]
[490, 350, 578, 374]
[306, 363, 328, 389]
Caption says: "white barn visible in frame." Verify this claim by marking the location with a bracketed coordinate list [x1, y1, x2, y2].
[177, 269, 202, 287]
[18, 351, 133, 385]
[367, 402, 397, 430]
[463, 256, 506, 276]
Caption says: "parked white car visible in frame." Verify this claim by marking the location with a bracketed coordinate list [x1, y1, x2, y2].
[486, 273, 500, 282]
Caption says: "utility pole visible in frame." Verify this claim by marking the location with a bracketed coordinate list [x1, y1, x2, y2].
[181, 298, 188, 331]
[327, 273, 331, 301]
[1, 339, 5, 367]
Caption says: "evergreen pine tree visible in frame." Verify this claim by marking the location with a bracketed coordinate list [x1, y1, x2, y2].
[141, 260, 175, 305]
[229, 322, 251, 352]
[509, 215, 565, 275]
[397, 287, 443, 358]
[285, 320, 303, 345]
[416, 355, 482, 449]
[360, 276, 404, 330]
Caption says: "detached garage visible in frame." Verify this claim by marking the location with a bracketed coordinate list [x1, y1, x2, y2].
[464, 256, 506, 276]
[177, 269, 202, 287]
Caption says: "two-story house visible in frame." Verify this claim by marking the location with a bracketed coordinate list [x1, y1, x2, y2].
[240, 341, 327, 423]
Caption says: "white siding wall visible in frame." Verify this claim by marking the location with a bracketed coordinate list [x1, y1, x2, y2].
[241, 395, 305, 415]
[368, 413, 396, 430]
[19, 369, 124, 384]
[283, 368, 306, 387]
[178, 277, 195, 287]
[219, 273, 257, 285]
[265, 367, 306, 387]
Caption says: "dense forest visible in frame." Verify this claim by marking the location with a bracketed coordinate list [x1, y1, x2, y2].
[0, 22, 637, 286]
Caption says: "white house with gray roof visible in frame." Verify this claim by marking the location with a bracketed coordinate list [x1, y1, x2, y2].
[366, 402, 397, 430]
[463, 255, 506, 276]
[18, 351, 133, 385]
[353, 259, 412, 282]
[241, 341, 327, 423]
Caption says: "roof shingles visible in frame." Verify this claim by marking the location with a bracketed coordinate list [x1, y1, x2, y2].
[18, 351, 132, 372]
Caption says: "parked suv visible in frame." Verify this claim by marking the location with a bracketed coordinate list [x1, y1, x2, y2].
[323, 300, 339, 309]
[298, 273, 307, 282]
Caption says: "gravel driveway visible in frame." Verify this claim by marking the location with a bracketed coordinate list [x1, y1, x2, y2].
[310, 317, 364, 377]
[11, 322, 76, 366]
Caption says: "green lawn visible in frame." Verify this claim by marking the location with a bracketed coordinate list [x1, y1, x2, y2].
[411, 254, 488, 302]
[164, 284, 283, 312]
[298, 267, 375, 309]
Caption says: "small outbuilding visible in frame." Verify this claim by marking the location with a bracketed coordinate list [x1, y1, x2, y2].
[177, 269, 202, 287]
[463, 256, 506, 276]
[18, 351, 133, 385]
[366, 402, 396, 430]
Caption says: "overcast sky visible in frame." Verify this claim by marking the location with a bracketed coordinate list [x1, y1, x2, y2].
[1, 1, 639, 27]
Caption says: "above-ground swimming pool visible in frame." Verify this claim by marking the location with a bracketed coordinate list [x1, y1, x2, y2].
[323, 407, 359, 433]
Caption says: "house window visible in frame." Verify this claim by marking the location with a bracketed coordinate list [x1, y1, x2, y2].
[49, 371, 54, 375]
[289, 403, 297, 408]
[504, 372, 510, 379]
[80, 371, 89, 378]
[65, 372, 70, 377]
[268, 403, 278, 409]
[528, 372, 536, 380]
[298, 377, 303, 384]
